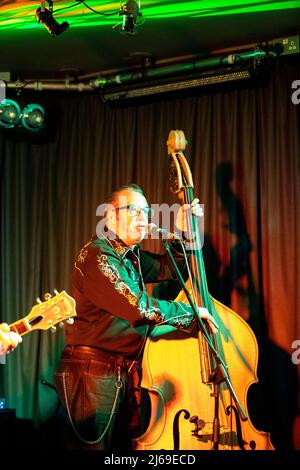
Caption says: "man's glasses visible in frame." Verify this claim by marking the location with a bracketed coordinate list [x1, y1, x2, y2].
[115, 204, 153, 218]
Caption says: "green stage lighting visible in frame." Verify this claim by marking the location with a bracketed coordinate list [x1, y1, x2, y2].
[0, 99, 21, 128]
[21, 104, 45, 132]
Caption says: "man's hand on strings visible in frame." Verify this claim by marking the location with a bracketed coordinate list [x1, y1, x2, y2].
[175, 198, 203, 233]
[198, 308, 219, 334]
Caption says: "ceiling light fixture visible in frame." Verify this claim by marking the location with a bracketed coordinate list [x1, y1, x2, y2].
[101, 69, 252, 101]
[119, 1, 142, 34]
[35, 0, 69, 36]
[21, 104, 45, 132]
[0, 99, 21, 128]
[0, 99, 46, 132]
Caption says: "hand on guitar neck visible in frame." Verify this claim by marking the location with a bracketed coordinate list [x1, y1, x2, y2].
[1, 290, 76, 355]
[0, 323, 22, 355]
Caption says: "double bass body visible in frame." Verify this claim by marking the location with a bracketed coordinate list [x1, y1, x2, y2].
[134, 130, 274, 451]
[135, 295, 273, 450]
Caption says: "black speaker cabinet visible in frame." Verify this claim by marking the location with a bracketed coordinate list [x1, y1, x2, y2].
[0, 409, 16, 447]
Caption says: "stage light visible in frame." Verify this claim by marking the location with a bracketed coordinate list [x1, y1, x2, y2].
[21, 104, 45, 132]
[35, 1, 69, 36]
[119, 1, 141, 34]
[101, 69, 252, 101]
[0, 99, 21, 128]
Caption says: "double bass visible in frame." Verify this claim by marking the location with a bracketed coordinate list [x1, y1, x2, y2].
[135, 130, 274, 450]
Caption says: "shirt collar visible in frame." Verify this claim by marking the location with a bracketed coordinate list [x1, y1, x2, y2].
[99, 228, 137, 259]
[108, 237, 132, 258]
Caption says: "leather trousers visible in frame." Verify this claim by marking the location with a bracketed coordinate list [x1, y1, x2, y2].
[54, 345, 142, 450]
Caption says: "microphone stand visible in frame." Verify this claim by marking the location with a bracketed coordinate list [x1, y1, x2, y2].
[164, 240, 248, 450]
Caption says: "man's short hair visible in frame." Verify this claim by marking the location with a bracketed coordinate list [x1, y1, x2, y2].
[106, 184, 145, 206]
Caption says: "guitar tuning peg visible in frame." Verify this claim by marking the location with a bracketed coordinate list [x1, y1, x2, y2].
[44, 293, 52, 301]
[59, 322, 65, 329]
[66, 318, 74, 325]
[50, 326, 57, 333]
[54, 289, 59, 295]
[36, 297, 42, 304]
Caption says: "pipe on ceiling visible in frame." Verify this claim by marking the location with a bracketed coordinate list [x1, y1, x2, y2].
[4, 47, 277, 93]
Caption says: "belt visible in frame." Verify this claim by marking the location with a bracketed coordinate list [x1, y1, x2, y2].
[63, 345, 139, 372]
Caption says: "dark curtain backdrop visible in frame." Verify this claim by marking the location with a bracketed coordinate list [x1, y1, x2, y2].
[0, 62, 299, 449]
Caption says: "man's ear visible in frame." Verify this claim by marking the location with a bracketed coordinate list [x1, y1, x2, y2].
[106, 208, 117, 222]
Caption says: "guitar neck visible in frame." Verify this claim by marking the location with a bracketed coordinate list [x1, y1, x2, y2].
[9, 319, 32, 336]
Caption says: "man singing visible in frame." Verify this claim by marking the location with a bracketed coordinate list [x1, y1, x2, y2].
[54, 184, 217, 450]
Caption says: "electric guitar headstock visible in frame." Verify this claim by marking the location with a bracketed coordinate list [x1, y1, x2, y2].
[9, 290, 76, 336]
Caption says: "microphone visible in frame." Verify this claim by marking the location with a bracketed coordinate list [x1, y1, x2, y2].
[146, 223, 181, 240]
